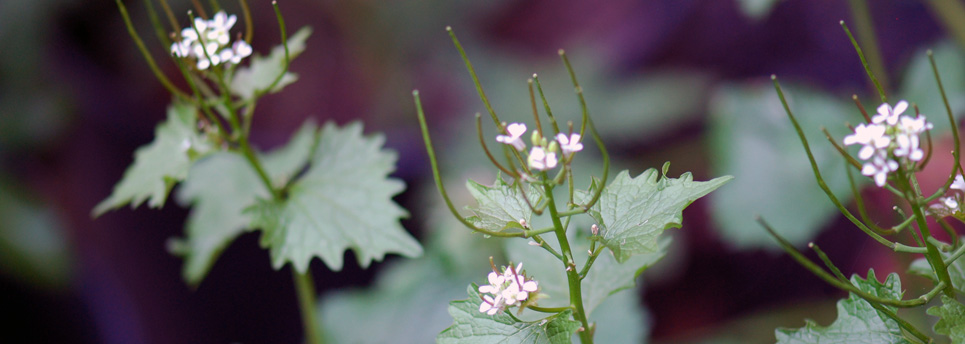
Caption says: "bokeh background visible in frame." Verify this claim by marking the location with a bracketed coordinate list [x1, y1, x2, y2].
[3, 0, 965, 343]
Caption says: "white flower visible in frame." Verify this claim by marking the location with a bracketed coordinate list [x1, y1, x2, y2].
[477, 262, 540, 315]
[953, 174, 965, 192]
[527, 146, 558, 171]
[843, 123, 889, 160]
[893, 133, 923, 161]
[556, 133, 583, 156]
[496, 123, 527, 151]
[931, 196, 961, 218]
[860, 151, 898, 187]
[170, 11, 249, 70]
[898, 114, 933, 135]
[872, 100, 908, 126]
[228, 40, 253, 64]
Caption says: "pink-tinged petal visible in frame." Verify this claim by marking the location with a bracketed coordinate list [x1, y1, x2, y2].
[875, 171, 887, 187]
[522, 281, 538, 292]
[894, 101, 908, 116]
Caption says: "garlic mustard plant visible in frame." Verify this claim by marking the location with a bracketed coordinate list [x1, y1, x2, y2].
[764, 20, 965, 344]
[416, 27, 731, 344]
[96, 2, 422, 344]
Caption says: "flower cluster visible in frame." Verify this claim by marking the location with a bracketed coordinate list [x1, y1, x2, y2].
[170, 11, 253, 70]
[842, 100, 933, 187]
[478, 262, 540, 315]
[495, 122, 583, 172]
[930, 174, 965, 217]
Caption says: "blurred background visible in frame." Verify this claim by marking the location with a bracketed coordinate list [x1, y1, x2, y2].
[3, 0, 965, 342]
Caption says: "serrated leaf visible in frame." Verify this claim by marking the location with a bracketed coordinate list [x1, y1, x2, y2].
[93, 102, 207, 216]
[708, 83, 856, 249]
[775, 270, 911, 344]
[170, 152, 266, 285]
[247, 121, 422, 272]
[262, 120, 319, 186]
[928, 295, 965, 343]
[575, 168, 731, 262]
[465, 176, 540, 233]
[506, 229, 668, 316]
[171, 120, 318, 285]
[437, 285, 582, 344]
[230, 26, 312, 99]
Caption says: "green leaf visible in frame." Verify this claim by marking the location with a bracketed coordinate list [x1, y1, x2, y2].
[247, 121, 422, 272]
[589, 287, 649, 344]
[575, 168, 731, 262]
[230, 26, 311, 99]
[319, 256, 471, 344]
[437, 285, 583, 344]
[928, 295, 965, 343]
[465, 176, 540, 233]
[93, 101, 208, 216]
[708, 83, 856, 249]
[775, 270, 911, 344]
[170, 152, 266, 285]
[506, 229, 668, 316]
[170, 120, 318, 285]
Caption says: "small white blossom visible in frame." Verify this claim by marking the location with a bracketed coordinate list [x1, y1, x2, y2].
[496, 123, 528, 151]
[477, 262, 540, 315]
[860, 151, 898, 187]
[556, 133, 583, 156]
[872, 100, 908, 126]
[170, 11, 250, 70]
[953, 174, 965, 192]
[527, 146, 558, 171]
[843, 123, 889, 160]
[931, 196, 961, 218]
[893, 133, 923, 161]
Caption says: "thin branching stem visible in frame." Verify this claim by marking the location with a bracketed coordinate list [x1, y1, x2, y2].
[532, 75, 562, 136]
[841, 21, 887, 103]
[239, 0, 253, 43]
[115, 0, 191, 101]
[529, 79, 544, 138]
[809, 243, 848, 282]
[476, 114, 517, 177]
[447, 27, 501, 127]
[759, 217, 938, 308]
[846, 0, 890, 93]
[254, 1, 291, 101]
[771, 75, 926, 254]
[924, 50, 963, 203]
[413, 91, 526, 238]
[559, 50, 587, 136]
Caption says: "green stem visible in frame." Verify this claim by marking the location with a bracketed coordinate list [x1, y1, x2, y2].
[447, 27, 501, 128]
[293, 269, 323, 344]
[412, 91, 525, 238]
[115, 0, 191, 101]
[759, 217, 937, 308]
[771, 75, 927, 254]
[840, 21, 887, 103]
[542, 179, 592, 343]
[846, 0, 890, 93]
[903, 176, 955, 297]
